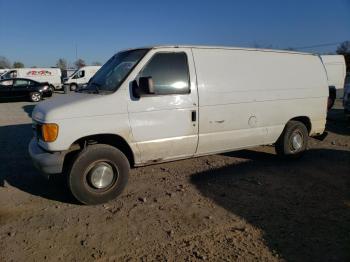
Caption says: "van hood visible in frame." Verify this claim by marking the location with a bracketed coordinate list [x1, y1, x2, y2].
[32, 92, 125, 122]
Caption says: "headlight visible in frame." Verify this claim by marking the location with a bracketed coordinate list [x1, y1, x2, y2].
[42, 123, 59, 142]
[42, 85, 49, 90]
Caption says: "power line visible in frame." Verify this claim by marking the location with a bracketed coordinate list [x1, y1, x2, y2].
[294, 42, 343, 50]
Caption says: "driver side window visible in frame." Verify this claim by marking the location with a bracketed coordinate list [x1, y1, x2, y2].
[10, 71, 17, 78]
[139, 52, 190, 95]
[73, 70, 85, 79]
[79, 70, 85, 78]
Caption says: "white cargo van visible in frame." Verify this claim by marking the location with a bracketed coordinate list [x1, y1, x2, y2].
[321, 55, 346, 100]
[1, 68, 62, 90]
[63, 65, 101, 91]
[29, 46, 328, 205]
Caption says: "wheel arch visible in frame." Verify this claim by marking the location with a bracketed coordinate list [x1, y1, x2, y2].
[63, 133, 135, 172]
[70, 83, 78, 90]
[288, 116, 312, 134]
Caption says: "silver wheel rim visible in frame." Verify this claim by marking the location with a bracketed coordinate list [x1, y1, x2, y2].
[89, 162, 115, 189]
[291, 131, 303, 151]
[32, 93, 40, 101]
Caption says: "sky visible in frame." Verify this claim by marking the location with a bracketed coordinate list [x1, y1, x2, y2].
[0, 0, 349, 67]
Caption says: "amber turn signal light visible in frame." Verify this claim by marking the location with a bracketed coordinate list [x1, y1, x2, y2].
[42, 123, 59, 142]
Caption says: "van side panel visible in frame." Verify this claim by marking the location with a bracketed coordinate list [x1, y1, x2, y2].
[192, 48, 328, 155]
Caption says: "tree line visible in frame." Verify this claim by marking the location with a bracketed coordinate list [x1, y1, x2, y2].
[0, 57, 102, 70]
[55, 58, 102, 71]
[0, 41, 349, 70]
[0, 57, 25, 69]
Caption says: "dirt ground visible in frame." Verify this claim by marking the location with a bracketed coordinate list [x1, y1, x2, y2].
[0, 95, 349, 262]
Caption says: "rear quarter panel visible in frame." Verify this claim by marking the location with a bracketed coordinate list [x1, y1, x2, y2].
[192, 48, 328, 155]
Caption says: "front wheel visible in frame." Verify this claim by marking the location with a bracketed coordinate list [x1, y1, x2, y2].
[275, 120, 308, 158]
[70, 84, 77, 91]
[48, 85, 54, 96]
[29, 92, 42, 102]
[68, 144, 129, 205]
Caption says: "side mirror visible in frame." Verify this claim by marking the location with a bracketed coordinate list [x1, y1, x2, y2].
[133, 76, 155, 98]
[139, 76, 155, 94]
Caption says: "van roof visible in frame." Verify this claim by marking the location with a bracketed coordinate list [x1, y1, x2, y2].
[123, 45, 316, 56]
[320, 54, 346, 64]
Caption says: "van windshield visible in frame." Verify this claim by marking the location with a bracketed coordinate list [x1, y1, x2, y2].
[70, 69, 79, 78]
[1, 70, 16, 79]
[79, 49, 149, 94]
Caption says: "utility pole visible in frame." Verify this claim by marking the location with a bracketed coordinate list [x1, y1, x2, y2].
[75, 43, 78, 61]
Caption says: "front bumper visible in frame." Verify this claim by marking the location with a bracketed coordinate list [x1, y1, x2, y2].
[28, 138, 66, 176]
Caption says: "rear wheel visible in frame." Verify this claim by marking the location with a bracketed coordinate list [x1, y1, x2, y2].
[68, 144, 129, 205]
[29, 92, 42, 102]
[275, 120, 308, 158]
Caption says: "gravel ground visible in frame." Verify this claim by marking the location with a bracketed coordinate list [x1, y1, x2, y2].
[0, 94, 349, 261]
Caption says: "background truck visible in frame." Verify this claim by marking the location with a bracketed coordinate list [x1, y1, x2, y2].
[63, 66, 101, 91]
[0, 68, 62, 90]
[321, 55, 346, 108]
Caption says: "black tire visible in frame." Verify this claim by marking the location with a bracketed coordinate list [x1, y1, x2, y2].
[70, 84, 77, 91]
[29, 91, 42, 102]
[275, 120, 308, 158]
[48, 85, 54, 96]
[327, 97, 335, 110]
[68, 144, 129, 205]
[328, 86, 336, 110]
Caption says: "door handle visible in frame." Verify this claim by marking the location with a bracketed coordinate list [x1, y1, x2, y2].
[191, 110, 196, 122]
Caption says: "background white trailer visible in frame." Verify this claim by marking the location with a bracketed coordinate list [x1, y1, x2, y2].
[0, 68, 62, 90]
[321, 55, 346, 98]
